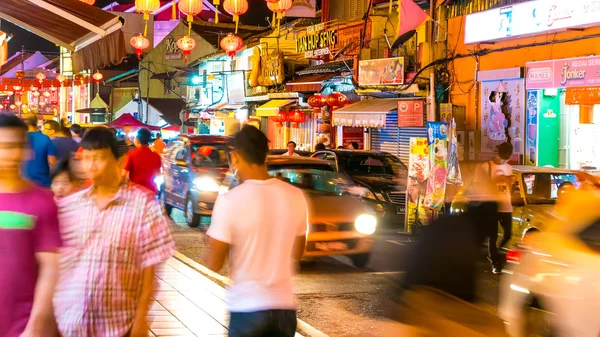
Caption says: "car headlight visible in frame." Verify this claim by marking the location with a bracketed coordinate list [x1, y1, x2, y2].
[375, 192, 386, 202]
[355, 214, 377, 235]
[193, 177, 220, 192]
[361, 190, 377, 200]
[154, 175, 164, 188]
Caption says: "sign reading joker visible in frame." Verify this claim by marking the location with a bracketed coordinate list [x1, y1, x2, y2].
[526, 55, 600, 89]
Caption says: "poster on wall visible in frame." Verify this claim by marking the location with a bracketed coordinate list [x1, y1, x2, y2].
[405, 137, 430, 233]
[358, 57, 404, 86]
[440, 103, 453, 123]
[525, 91, 539, 165]
[480, 79, 525, 156]
[342, 127, 364, 149]
[424, 122, 448, 211]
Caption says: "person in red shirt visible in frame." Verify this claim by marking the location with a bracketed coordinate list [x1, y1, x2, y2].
[125, 128, 162, 193]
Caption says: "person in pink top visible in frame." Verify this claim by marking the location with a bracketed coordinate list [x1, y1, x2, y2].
[0, 113, 61, 337]
[53, 127, 174, 337]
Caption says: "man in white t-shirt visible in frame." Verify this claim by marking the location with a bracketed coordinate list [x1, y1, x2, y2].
[205, 125, 308, 337]
[471, 142, 514, 274]
[282, 141, 300, 156]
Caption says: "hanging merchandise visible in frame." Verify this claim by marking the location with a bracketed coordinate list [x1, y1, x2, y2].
[135, 0, 160, 36]
[223, 0, 248, 33]
[130, 34, 151, 59]
[446, 119, 462, 185]
[220, 33, 244, 58]
[424, 122, 448, 211]
[405, 137, 429, 233]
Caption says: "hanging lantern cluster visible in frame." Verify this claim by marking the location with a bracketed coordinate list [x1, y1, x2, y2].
[223, 0, 248, 33]
[287, 110, 306, 128]
[220, 33, 244, 59]
[130, 34, 151, 59]
[177, 36, 197, 63]
[135, 0, 160, 37]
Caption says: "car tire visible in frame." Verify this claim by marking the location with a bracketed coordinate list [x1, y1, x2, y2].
[185, 196, 200, 227]
[350, 253, 370, 268]
[523, 298, 556, 337]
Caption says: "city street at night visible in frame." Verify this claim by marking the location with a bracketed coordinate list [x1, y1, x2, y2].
[170, 211, 501, 337]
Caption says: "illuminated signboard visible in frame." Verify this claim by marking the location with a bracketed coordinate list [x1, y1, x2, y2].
[465, 0, 600, 44]
[60, 47, 73, 76]
[295, 29, 337, 57]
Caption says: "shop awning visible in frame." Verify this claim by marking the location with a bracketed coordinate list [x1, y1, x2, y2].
[145, 98, 189, 126]
[332, 98, 398, 129]
[0, 0, 125, 72]
[286, 74, 339, 93]
[255, 99, 294, 117]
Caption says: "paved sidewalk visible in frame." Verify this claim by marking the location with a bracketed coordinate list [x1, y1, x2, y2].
[150, 257, 303, 337]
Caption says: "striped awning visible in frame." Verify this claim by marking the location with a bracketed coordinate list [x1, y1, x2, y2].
[332, 98, 398, 129]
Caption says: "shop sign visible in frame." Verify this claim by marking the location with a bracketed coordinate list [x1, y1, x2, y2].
[398, 99, 424, 127]
[341, 127, 364, 149]
[164, 37, 183, 61]
[526, 56, 600, 89]
[465, 0, 600, 44]
[306, 23, 325, 34]
[259, 52, 284, 86]
[359, 57, 404, 86]
[296, 29, 337, 54]
[477, 67, 523, 82]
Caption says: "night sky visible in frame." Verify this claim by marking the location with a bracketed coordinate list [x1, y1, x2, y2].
[2, 0, 273, 59]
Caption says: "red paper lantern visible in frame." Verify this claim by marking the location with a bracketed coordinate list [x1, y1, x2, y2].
[30, 86, 39, 92]
[43, 91, 51, 98]
[6, 90, 13, 97]
[267, 0, 292, 17]
[177, 36, 196, 63]
[287, 110, 306, 128]
[32, 91, 40, 98]
[223, 0, 248, 33]
[36, 72, 46, 83]
[179, 0, 203, 22]
[56, 74, 66, 86]
[136, 0, 160, 36]
[308, 93, 327, 108]
[92, 71, 103, 82]
[2, 99, 10, 105]
[15, 101, 22, 107]
[272, 110, 288, 123]
[50, 86, 58, 92]
[12, 85, 22, 91]
[326, 92, 348, 108]
[9, 104, 16, 110]
[220, 33, 244, 58]
[51, 100, 59, 105]
[130, 34, 151, 59]
[15, 70, 25, 81]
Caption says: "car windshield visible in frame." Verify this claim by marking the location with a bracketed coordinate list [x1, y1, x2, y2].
[268, 165, 356, 195]
[190, 143, 228, 167]
[522, 172, 590, 204]
[340, 154, 406, 176]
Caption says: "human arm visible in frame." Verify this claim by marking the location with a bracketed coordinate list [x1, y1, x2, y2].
[130, 265, 155, 337]
[47, 137, 57, 168]
[20, 252, 59, 337]
[205, 196, 232, 272]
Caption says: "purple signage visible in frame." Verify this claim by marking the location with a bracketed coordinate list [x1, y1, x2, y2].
[526, 56, 600, 89]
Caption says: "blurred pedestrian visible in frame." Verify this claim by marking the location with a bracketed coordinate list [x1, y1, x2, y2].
[23, 116, 57, 187]
[282, 141, 300, 156]
[50, 158, 80, 200]
[124, 128, 162, 194]
[45, 120, 79, 162]
[205, 125, 308, 337]
[152, 132, 166, 155]
[70, 124, 83, 143]
[53, 127, 174, 337]
[314, 143, 326, 151]
[0, 114, 61, 337]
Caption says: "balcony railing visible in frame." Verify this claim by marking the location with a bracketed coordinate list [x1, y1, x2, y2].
[447, 0, 532, 18]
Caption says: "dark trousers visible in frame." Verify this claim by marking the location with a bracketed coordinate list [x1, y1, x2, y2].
[467, 201, 502, 266]
[229, 310, 297, 337]
[498, 212, 512, 249]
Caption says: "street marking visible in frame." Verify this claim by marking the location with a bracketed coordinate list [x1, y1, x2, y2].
[174, 251, 329, 337]
[386, 240, 405, 245]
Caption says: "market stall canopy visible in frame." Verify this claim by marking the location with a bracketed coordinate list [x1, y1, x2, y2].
[0, 0, 125, 72]
[255, 99, 295, 117]
[286, 74, 341, 93]
[332, 98, 399, 129]
[107, 113, 161, 131]
[90, 93, 109, 110]
[162, 125, 194, 133]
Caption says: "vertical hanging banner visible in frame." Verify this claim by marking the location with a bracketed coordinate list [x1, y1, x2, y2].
[405, 137, 430, 233]
[424, 122, 448, 211]
[525, 90, 539, 165]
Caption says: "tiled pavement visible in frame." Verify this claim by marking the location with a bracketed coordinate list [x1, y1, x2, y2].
[150, 258, 303, 337]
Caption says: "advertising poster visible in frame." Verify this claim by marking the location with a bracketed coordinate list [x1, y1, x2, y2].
[424, 122, 448, 211]
[398, 99, 424, 127]
[342, 127, 364, 149]
[525, 90, 539, 165]
[358, 57, 404, 86]
[480, 79, 525, 155]
[405, 137, 429, 233]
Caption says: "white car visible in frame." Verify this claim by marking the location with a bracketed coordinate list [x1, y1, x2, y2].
[498, 190, 600, 337]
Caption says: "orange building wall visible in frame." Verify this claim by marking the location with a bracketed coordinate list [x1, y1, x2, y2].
[447, 15, 600, 130]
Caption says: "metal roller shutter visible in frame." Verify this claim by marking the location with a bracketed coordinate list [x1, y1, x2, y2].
[370, 111, 399, 156]
[398, 127, 428, 165]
